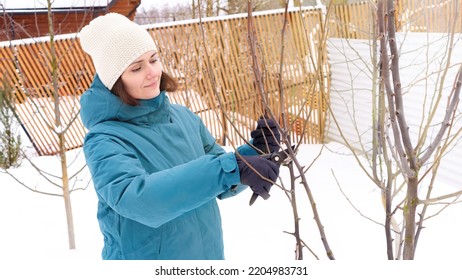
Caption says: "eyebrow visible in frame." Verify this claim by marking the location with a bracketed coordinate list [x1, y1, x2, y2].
[129, 52, 158, 66]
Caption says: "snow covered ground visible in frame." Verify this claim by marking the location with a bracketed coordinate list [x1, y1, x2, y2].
[1, 142, 461, 279]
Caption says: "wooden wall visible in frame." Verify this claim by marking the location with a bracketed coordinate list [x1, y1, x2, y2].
[0, 0, 140, 41]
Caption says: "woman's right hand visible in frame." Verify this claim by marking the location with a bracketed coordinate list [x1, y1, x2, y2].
[234, 154, 280, 199]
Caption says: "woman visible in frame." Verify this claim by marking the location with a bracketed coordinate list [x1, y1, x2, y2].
[78, 13, 280, 260]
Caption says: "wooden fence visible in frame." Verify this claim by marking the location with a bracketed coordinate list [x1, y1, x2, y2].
[0, 7, 328, 156]
[0, 0, 460, 156]
[0, 36, 92, 155]
[154, 8, 328, 147]
[330, 0, 462, 39]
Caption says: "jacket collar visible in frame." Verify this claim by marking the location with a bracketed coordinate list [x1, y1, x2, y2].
[80, 75, 170, 129]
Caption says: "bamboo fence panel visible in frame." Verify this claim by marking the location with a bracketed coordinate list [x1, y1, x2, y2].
[330, 0, 461, 39]
[0, 36, 91, 156]
[396, 0, 461, 33]
[330, 1, 377, 39]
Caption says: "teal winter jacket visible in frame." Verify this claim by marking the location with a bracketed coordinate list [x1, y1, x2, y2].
[80, 76, 257, 260]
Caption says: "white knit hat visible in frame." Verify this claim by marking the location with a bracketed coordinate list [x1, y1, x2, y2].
[79, 13, 157, 90]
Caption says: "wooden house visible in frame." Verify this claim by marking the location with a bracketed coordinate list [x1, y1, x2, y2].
[0, 0, 141, 41]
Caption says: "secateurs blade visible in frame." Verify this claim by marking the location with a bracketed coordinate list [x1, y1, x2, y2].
[249, 146, 294, 206]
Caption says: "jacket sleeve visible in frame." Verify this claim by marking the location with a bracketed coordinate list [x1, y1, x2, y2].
[196, 118, 251, 199]
[236, 141, 258, 156]
[84, 133, 241, 228]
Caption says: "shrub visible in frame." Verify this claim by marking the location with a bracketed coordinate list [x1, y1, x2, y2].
[0, 81, 22, 169]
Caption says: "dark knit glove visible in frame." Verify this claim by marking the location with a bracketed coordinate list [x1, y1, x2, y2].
[235, 154, 280, 199]
[250, 117, 280, 154]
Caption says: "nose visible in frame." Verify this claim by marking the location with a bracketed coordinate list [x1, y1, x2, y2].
[146, 63, 159, 79]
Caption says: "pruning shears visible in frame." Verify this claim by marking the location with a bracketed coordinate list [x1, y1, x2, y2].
[249, 146, 294, 206]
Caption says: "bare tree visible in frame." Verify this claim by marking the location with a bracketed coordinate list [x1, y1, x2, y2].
[135, 0, 285, 24]
[327, 0, 462, 260]
[0, 0, 90, 250]
[377, 0, 462, 260]
[194, 0, 335, 259]
[245, 0, 335, 260]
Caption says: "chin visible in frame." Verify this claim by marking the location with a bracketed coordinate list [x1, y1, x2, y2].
[142, 89, 160, 99]
[151, 91, 161, 98]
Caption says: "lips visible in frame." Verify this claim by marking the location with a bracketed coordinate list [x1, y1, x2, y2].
[145, 81, 158, 88]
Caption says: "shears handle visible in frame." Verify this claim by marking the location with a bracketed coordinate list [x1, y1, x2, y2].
[248, 153, 281, 206]
[249, 192, 259, 205]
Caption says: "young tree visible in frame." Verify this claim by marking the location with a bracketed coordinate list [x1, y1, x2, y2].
[377, 0, 462, 260]
[327, 0, 462, 259]
[1, 0, 90, 250]
[246, 0, 335, 260]
[195, 0, 335, 259]
[135, 0, 285, 24]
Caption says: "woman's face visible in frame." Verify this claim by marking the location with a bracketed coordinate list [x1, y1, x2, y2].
[121, 50, 163, 100]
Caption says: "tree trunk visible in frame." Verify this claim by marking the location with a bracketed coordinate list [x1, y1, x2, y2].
[403, 176, 418, 259]
[228, 0, 238, 14]
[47, 0, 76, 250]
[60, 134, 76, 249]
[206, 0, 213, 17]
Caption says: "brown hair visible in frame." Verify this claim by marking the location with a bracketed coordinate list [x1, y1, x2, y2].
[111, 71, 179, 106]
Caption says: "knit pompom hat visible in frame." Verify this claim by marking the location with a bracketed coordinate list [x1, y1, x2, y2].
[79, 13, 157, 90]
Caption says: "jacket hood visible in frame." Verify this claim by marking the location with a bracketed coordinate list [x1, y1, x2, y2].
[80, 75, 169, 130]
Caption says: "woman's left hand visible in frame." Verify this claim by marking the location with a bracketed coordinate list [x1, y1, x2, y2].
[250, 117, 280, 154]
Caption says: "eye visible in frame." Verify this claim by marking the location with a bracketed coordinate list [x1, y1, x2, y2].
[150, 54, 160, 63]
[131, 66, 141, 72]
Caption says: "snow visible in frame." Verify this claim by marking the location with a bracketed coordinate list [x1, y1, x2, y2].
[1, 142, 461, 279]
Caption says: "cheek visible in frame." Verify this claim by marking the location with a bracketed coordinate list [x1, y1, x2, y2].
[121, 75, 142, 96]
[152, 62, 163, 76]
[123, 74, 138, 86]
